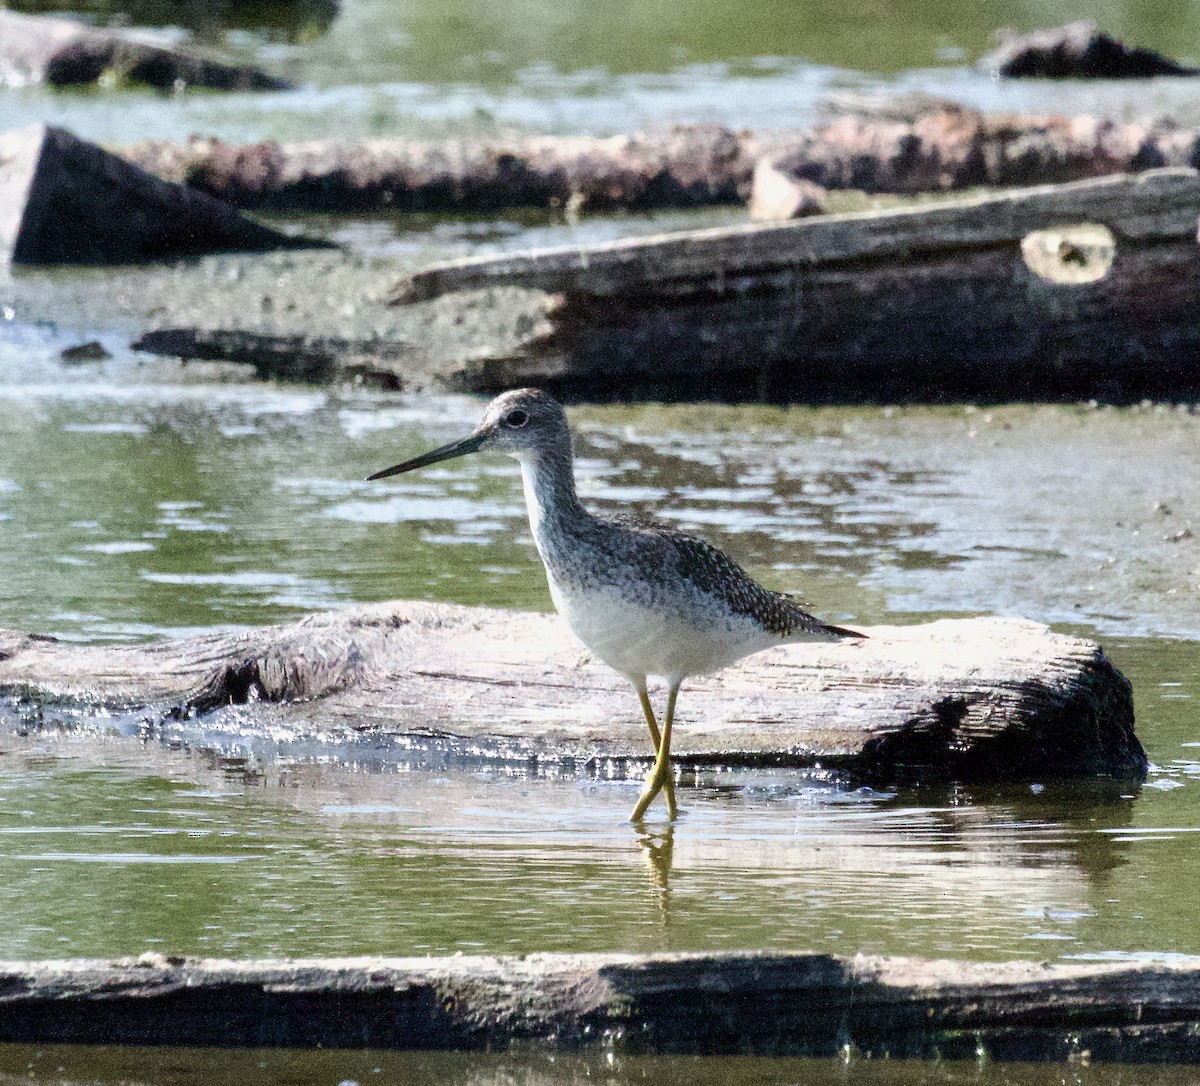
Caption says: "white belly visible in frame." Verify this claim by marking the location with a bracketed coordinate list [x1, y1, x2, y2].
[547, 577, 777, 681]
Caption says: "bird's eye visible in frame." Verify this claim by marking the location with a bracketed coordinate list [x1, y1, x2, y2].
[504, 409, 529, 428]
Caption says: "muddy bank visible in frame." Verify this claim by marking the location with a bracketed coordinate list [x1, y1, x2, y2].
[8, 162, 1200, 401]
[0, 599, 1143, 783]
[0, 950, 1198, 1059]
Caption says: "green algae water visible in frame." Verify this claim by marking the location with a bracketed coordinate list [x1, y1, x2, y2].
[0, 387, 1196, 968]
[3, 0, 1200, 1078]
[9, 0, 1200, 143]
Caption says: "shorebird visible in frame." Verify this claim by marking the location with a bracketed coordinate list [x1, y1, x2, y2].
[368, 389, 864, 821]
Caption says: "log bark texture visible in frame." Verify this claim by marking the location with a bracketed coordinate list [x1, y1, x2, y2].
[0, 950, 1198, 1059]
[389, 169, 1200, 402]
[120, 111, 1200, 214]
[0, 125, 328, 265]
[124, 125, 752, 213]
[0, 9, 291, 91]
[0, 600, 1143, 783]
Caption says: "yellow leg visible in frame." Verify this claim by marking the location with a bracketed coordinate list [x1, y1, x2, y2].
[630, 679, 680, 822]
[635, 683, 677, 819]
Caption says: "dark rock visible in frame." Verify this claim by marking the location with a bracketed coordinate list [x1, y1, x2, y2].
[59, 340, 111, 363]
[0, 9, 292, 91]
[0, 125, 330, 265]
[132, 327, 410, 386]
[981, 21, 1200, 79]
[7, 0, 339, 41]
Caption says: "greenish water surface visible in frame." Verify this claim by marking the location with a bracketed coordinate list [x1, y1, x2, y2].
[3, 1, 1200, 1077]
[0, 386, 1196, 968]
[8, 0, 1200, 143]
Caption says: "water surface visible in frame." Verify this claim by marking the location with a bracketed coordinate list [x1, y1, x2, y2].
[2, 1044, 1195, 1086]
[8, 0, 1200, 143]
[0, 387, 1196, 968]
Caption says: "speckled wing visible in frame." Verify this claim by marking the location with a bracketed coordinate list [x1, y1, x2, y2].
[611, 516, 863, 641]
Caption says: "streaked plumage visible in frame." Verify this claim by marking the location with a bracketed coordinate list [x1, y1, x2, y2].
[369, 388, 864, 820]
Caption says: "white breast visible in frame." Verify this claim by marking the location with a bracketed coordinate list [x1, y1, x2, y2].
[546, 575, 779, 681]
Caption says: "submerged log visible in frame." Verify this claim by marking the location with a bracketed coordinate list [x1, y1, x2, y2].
[0, 9, 291, 91]
[0, 950, 1198, 1058]
[0, 600, 1143, 783]
[0, 125, 329, 265]
[131, 328, 410, 387]
[390, 169, 1200, 402]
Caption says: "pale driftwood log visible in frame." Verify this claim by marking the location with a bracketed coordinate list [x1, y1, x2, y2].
[388, 169, 1200, 402]
[124, 125, 752, 214]
[0, 950, 1199, 1058]
[0, 600, 1143, 782]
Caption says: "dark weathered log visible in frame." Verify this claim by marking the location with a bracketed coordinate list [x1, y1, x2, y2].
[0, 125, 329, 265]
[0, 9, 291, 90]
[0, 599, 1143, 783]
[121, 111, 1200, 213]
[394, 169, 1200, 302]
[0, 950, 1198, 1058]
[131, 328, 409, 387]
[980, 21, 1200, 79]
[388, 169, 1200, 402]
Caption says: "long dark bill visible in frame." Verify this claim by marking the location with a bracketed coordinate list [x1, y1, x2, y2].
[367, 430, 487, 481]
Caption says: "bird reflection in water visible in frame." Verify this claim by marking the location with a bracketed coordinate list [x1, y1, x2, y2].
[637, 822, 675, 922]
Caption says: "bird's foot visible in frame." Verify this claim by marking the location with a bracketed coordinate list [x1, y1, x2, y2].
[630, 761, 677, 822]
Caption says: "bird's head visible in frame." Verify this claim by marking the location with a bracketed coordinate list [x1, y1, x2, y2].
[368, 388, 569, 480]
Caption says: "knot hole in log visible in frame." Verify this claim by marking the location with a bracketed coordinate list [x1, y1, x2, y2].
[1021, 223, 1116, 283]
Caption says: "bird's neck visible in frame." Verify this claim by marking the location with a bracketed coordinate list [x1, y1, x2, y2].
[518, 445, 586, 547]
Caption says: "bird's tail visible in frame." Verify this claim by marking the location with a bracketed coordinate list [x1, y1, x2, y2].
[822, 621, 867, 641]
